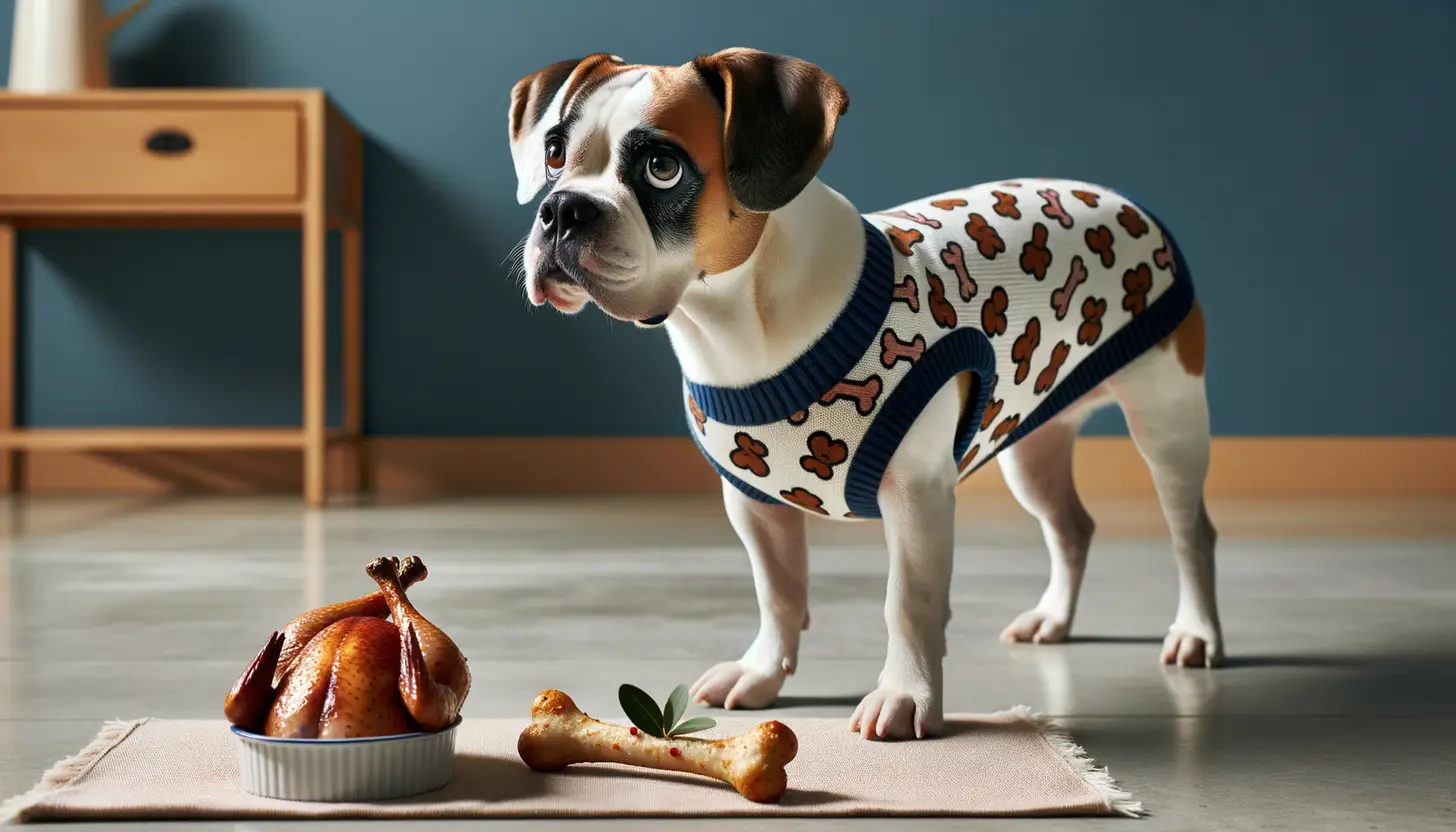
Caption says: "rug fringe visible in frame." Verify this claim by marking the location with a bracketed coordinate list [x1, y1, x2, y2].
[0, 718, 147, 826]
[1007, 705, 1145, 819]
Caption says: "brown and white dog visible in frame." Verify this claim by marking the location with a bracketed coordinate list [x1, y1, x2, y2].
[507, 50, 1223, 741]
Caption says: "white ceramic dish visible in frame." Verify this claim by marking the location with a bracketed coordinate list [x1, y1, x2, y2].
[231, 717, 461, 802]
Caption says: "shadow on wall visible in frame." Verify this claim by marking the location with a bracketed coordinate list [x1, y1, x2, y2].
[111, 2, 249, 87]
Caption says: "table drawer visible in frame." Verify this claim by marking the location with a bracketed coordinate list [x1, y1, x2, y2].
[0, 105, 300, 200]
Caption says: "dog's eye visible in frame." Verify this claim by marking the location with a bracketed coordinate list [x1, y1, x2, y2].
[544, 136, 566, 176]
[645, 153, 682, 189]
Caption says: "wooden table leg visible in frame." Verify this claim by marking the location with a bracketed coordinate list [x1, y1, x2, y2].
[302, 209, 327, 507]
[0, 223, 17, 494]
[342, 223, 366, 494]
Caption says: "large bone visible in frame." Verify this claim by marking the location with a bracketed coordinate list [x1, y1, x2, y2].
[517, 690, 798, 804]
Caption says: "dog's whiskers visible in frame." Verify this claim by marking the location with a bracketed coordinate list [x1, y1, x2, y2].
[503, 235, 530, 283]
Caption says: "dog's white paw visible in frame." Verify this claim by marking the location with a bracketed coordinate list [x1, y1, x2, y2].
[1000, 609, 1072, 644]
[848, 686, 943, 740]
[1161, 627, 1225, 668]
[689, 660, 786, 710]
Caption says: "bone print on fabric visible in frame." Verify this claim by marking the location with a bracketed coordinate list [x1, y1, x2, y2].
[965, 213, 1006, 259]
[688, 394, 707, 435]
[960, 443, 980, 471]
[887, 226, 924, 256]
[1117, 204, 1149, 238]
[1122, 263, 1153, 317]
[875, 209, 941, 229]
[779, 487, 829, 515]
[892, 273, 920, 312]
[991, 190, 1021, 219]
[1020, 223, 1053, 279]
[926, 271, 958, 329]
[1038, 189, 1074, 229]
[940, 242, 977, 301]
[819, 375, 883, 415]
[1154, 239, 1176, 273]
[800, 431, 850, 480]
[1012, 318, 1042, 384]
[685, 178, 1184, 520]
[881, 328, 927, 367]
[729, 432, 770, 477]
[992, 414, 1022, 441]
[1051, 255, 1088, 320]
[1085, 224, 1116, 268]
[1078, 296, 1107, 346]
[1035, 341, 1071, 394]
[979, 373, 1003, 432]
[981, 286, 1009, 337]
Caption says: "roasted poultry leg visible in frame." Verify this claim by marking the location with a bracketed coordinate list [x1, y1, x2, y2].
[223, 556, 427, 732]
[365, 556, 472, 732]
[274, 555, 427, 683]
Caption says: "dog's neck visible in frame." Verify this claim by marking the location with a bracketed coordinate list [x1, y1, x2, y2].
[665, 178, 865, 386]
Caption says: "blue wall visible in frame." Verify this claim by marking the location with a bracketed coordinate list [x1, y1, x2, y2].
[2, 0, 1452, 437]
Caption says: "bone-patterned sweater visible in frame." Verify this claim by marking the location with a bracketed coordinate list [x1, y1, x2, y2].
[684, 178, 1195, 520]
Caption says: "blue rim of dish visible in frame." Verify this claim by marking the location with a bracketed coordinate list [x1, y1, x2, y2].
[230, 715, 463, 745]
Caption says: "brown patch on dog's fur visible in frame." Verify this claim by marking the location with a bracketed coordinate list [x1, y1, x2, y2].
[1159, 300, 1206, 376]
[563, 56, 631, 111]
[510, 54, 633, 142]
[643, 66, 768, 275]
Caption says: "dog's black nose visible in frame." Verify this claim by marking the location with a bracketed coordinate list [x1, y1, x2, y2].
[539, 191, 601, 243]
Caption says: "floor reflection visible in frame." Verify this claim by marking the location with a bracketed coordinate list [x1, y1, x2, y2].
[1160, 665, 1218, 775]
[1006, 640, 1221, 777]
[1005, 644, 1076, 716]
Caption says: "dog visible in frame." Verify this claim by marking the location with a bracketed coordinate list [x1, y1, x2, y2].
[506, 49, 1223, 741]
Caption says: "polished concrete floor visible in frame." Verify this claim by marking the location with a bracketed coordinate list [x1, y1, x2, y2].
[1, 492, 1453, 830]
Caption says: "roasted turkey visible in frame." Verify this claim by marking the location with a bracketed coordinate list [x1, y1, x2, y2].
[224, 556, 471, 738]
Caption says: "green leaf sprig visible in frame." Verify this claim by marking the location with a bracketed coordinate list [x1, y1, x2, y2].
[618, 683, 717, 739]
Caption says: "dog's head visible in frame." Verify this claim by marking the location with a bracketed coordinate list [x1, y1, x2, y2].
[507, 49, 848, 325]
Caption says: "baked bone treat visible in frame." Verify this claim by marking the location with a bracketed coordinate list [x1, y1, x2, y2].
[517, 689, 798, 804]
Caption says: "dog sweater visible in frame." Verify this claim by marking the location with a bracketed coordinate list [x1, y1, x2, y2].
[684, 178, 1195, 520]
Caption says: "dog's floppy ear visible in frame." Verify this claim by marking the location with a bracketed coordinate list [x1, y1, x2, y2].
[691, 48, 849, 213]
[507, 53, 624, 204]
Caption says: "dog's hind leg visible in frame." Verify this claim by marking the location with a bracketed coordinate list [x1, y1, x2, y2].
[998, 400, 1103, 645]
[690, 479, 809, 710]
[1106, 305, 1224, 667]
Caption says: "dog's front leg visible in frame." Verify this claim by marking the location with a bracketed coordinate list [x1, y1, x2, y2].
[850, 386, 960, 740]
[690, 479, 808, 710]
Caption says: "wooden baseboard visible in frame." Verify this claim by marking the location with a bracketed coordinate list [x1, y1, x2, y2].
[6, 436, 1453, 497]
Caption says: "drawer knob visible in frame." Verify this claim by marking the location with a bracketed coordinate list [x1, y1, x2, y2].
[144, 128, 194, 155]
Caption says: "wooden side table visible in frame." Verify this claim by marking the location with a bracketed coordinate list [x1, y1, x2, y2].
[0, 89, 364, 506]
